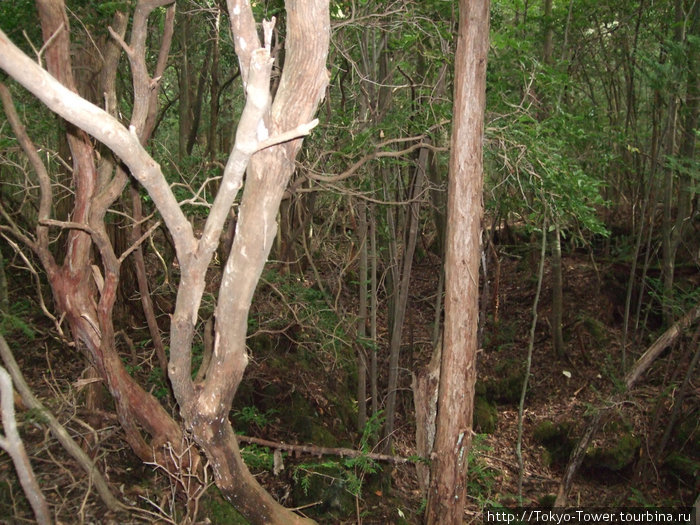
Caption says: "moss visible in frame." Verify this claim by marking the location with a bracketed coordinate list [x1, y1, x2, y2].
[533, 420, 575, 465]
[662, 452, 699, 485]
[584, 433, 640, 471]
[483, 319, 518, 351]
[674, 417, 699, 455]
[287, 391, 319, 440]
[473, 396, 498, 434]
[538, 494, 557, 508]
[311, 423, 339, 447]
[200, 488, 250, 524]
[540, 449, 553, 468]
[484, 360, 525, 405]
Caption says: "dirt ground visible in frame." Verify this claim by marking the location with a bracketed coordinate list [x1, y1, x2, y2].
[0, 244, 697, 524]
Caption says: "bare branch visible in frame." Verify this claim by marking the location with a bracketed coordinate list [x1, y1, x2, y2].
[39, 218, 96, 234]
[236, 435, 418, 465]
[0, 28, 195, 263]
[0, 364, 51, 525]
[119, 220, 162, 264]
[0, 82, 53, 262]
[255, 119, 319, 152]
[0, 334, 126, 513]
[226, 0, 262, 84]
[308, 141, 446, 183]
[35, 22, 65, 64]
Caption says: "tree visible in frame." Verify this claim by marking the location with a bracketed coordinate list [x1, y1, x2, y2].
[425, 0, 490, 522]
[0, 0, 329, 522]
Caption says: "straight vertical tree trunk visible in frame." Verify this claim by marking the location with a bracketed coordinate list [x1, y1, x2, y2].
[383, 147, 428, 454]
[356, 199, 369, 431]
[551, 222, 565, 358]
[425, 0, 489, 522]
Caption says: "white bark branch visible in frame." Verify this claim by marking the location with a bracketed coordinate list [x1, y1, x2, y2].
[0, 366, 51, 525]
[0, 29, 195, 264]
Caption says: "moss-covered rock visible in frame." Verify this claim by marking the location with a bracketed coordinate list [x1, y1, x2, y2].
[584, 432, 640, 472]
[538, 494, 557, 508]
[484, 360, 525, 405]
[473, 395, 498, 434]
[533, 420, 575, 466]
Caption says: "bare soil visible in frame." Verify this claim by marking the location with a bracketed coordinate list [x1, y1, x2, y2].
[0, 244, 697, 524]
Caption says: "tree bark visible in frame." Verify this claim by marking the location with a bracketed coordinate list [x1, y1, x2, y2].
[0, 365, 51, 525]
[356, 198, 369, 431]
[383, 146, 428, 454]
[425, 0, 489, 522]
[551, 222, 565, 358]
[1, 0, 330, 521]
[542, 0, 554, 65]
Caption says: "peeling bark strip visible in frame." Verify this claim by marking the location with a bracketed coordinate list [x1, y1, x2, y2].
[425, 0, 490, 523]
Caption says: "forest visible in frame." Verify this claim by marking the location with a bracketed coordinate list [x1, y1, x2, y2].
[0, 0, 698, 523]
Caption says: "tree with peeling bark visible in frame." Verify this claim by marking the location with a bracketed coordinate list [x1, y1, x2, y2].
[425, 0, 490, 522]
[0, 0, 329, 523]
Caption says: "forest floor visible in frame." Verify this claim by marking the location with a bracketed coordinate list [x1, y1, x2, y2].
[0, 240, 697, 524]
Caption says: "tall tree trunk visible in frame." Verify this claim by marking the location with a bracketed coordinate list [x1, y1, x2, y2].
[661, 0, 690, 325]
[542, 0, 554, 65]
[207, 5, 222, 161]
[356, 198, 369, 431]
[33, 0, 182, 457]
[425, 0, 489, 522]
[369, 201, 379, 418]
[382, 146, 428, 454]
[165, 2, 330, 522]
[178, 11, 192, 159]
[551, 222, 565, 358]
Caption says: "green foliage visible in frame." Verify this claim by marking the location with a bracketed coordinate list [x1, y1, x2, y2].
[646, 275, 700, 325]
[23, 407, 49, 426]
[291, 460, 359, 518]
[124, 362, 169, 401]
[233, 406, 278, 433]
[467, 434, 500, 506]
[662, 452, 699, 485]
[257, 269, 350, 362]
[0, 313, 35, 341]
[147, 367, 169, 401]
[240, 444, 275, 471]
[344, 410, 382, 476]
[0, 299, 36, 340]
[95, 1, 130, 16]
[0, 0, 40, 45]
[290, 413, 383, 519]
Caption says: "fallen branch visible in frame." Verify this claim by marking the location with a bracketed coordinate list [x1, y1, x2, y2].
[237, 435, 420, 465]
[555, 301, 700, 507]
[0, 334, 126, 512]
[0, 365, 51, 525]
